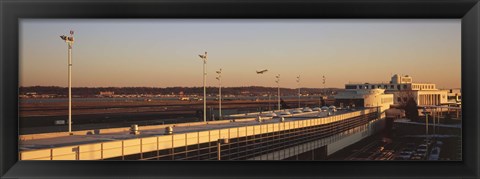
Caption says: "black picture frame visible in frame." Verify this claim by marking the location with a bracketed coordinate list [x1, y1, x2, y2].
[1, 0, 479, 178]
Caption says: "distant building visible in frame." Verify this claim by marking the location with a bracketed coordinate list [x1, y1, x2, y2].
[335, 88, 394, 112]
[240, 91, 250, 94]
[344, 74, 449, 106]
[385, 108, 406, 119]
[447, 88, 462, 104]
[99, 91, 114, 97]
[26, 92, 37, 95]
[179, 97, 190, 101]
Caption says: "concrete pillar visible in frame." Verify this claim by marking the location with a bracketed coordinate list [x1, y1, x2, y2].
[424, 95, 426, 105]
[456, 109, 459, 119]
[426, 95, 429, 105]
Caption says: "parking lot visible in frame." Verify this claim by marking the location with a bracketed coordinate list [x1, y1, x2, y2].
[328, 120, 461, 161]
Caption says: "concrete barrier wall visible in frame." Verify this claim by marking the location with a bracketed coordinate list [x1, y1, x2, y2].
[20, 108, 378, 160]
[19, 121, 211, 141]
[327, 118, 385, 155]
[248, 117, 385, 160]
[19, 118, 264, 141]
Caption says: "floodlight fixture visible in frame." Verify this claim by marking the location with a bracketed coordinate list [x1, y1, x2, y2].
[275, 74, 281, 110]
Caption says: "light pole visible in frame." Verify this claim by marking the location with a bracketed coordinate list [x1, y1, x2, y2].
[423, 107, 428, 138]
[321, 75, 326, 107]
[275, 74, 280, 110]
[60, 30, 74, 135]
[296, 75, 301, 108]
[198, 52, 208, 122]
[433, 107, 435, 138]
[216, 68, 222, 120]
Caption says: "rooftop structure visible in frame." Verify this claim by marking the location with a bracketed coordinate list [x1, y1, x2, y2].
[19, 107, 382, 160]
[346, 74, 436, 91]
[334, 88, 393, 112]
[345, 74, 450, 106]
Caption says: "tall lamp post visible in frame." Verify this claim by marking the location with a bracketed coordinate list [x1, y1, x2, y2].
[296, 75, 301, 108]
[423, 107, 429, 138]
[216, 68, 222, 120]
[198, 52, 208, 122]
[321, 75, 326, 107]
[60, 30, 74, 135]
[275, 74, 280, 110]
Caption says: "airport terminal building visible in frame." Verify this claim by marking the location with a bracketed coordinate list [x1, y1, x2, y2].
[343, 74, 449, 106]
[334, 88, 393, 112]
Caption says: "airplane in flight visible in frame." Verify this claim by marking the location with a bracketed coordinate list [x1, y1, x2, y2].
[256, 69, 268, 74]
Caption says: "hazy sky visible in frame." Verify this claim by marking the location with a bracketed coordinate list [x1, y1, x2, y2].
[20, 19, 461, 89]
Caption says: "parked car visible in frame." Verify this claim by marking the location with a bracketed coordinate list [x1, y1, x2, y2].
[397, 151, 413, 160]
[303, 107, 313, 112]
[428, 147, 441, 160]
[406, 143, 416, 149]
[321, 106, 329, 111]
[292, 109, 303, 114]
[329, 105, 337, 112]
[424, 139, 433, 146]
[412, 150, 427, 160]
[280, 111, 291, 116]
[417, 144, 428, 153]
[401, 148, 415, 156]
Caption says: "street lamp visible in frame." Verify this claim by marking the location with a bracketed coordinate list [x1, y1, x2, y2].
[216, 68, 222, 120]
[60, 30, 74, 135]
[433, 107, 435, 138]
[296, 75, 301, 108]
[321, 75, 326, 107]
[423, 107, 429, 138]
[198, 52, 208, 123]
[275, 74, 280, 110]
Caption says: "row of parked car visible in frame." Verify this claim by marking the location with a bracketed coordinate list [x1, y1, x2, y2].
[395, 138, 442, 160]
